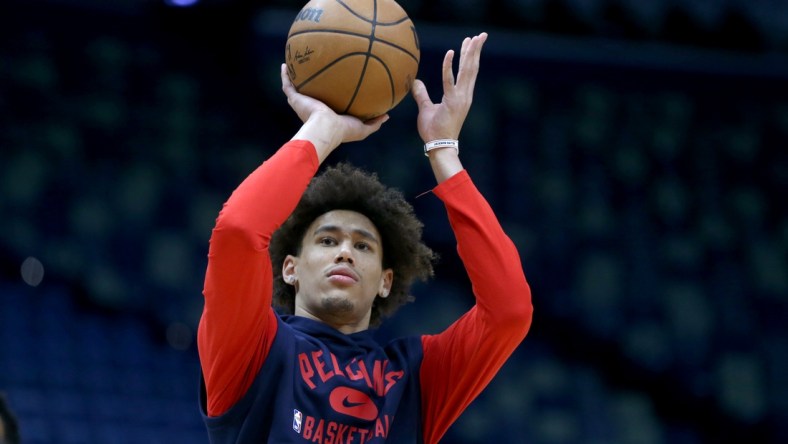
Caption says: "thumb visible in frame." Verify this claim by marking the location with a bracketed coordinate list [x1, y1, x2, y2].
[363, 114, 390, 134]
[281, 63, 296, 97]
[410, 79, 432, 111]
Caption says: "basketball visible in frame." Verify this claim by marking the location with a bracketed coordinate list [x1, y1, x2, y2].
[285, 0, 420, 120]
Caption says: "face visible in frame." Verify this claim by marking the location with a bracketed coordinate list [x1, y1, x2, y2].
[283, 210, 393, 329]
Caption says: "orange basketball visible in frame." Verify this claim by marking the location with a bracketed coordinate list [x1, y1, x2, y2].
[285, 0, 420, 120]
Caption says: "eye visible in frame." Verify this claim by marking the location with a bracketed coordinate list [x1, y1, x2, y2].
[355, 241, 372, 252]
[319, 237, 337, 246]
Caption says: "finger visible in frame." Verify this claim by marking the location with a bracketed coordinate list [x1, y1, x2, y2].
[471, 32, 488, 68]
[454, 36, 475, 88]
[365, 113, 390, 129]
[471, 33, 488, 65]
[410, 79, 433, 111]
[353, 114, 389, 141]
[458, 36, 471, 66]
[281, 63, 296, 96]
[456, 33, 487, 93]
[466, 33, 487, 91]
[442, 49, 455, 92]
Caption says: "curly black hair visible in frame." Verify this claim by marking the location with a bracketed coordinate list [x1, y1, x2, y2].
[269, 162, 436, 327]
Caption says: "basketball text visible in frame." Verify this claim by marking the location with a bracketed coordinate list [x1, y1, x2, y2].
[296, 413, 393, 443]
[294, 7, 324, 23]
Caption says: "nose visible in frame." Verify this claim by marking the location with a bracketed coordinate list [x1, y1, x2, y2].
[334, 241, 354, 265]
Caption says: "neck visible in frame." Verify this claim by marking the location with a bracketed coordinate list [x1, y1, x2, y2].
[294, 306, 371, 334]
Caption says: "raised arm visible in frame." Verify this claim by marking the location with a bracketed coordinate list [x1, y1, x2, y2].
[411, 33, 487, 183]
[198, 65, 388, 417]
[411, 33, 534, 443]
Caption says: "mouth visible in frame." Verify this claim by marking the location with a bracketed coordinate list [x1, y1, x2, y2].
[326, 266, 359, 285]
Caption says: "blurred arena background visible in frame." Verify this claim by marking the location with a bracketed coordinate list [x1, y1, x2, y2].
[1, 0, 787, 442]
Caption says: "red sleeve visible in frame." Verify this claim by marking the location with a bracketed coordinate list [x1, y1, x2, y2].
[419, 170, 533, 444]
[197, 140, 319, 417]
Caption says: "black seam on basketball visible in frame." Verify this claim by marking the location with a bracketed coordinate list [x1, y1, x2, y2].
[373, 16, 409, 26]
[288, 29, 373, 40]
[329, 1, 410, 27]
[287, 31, 419, 64]
[343, 0, 377, 113]
[369, 38, 419, 63]
[294, 52, 369, 90]
[366, 52, 396, 108]
[334, 0, 375, 23]
[288, 28, 418, 62]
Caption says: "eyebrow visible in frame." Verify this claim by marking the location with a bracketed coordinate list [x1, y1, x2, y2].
[313, 225, 380, 244]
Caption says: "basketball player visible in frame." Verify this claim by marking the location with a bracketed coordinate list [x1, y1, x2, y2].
[198, 32, 533, 443]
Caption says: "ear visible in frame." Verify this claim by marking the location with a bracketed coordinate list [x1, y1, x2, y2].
[378, 268, 394, 298]
[282, 254, 298, 285]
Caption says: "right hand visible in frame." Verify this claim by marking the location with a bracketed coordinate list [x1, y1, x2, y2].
[411, 32, 487, 143]
[281, 64, 389, 157]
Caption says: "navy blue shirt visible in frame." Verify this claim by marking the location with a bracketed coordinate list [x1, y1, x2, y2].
[201, 315, 425, 443]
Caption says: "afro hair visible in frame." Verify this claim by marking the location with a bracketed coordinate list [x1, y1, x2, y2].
[269, 163, 437, 327]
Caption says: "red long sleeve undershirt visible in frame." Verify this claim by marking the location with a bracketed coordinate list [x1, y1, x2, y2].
[198, 140, 533, 442]
[198, 140, 317, 418]
[420, 171, 533, 443]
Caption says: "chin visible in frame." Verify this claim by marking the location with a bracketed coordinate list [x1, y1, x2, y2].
[320, 295, 355, 314]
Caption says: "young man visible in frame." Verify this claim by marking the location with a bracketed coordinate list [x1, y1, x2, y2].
[198, 33, 533, 443]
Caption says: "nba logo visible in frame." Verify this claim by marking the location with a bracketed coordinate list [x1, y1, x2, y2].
[293, 409, 303, 433]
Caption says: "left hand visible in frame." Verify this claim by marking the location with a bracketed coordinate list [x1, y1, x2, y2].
[281, 63, 388, 158]
[411, 32, 488, 143]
